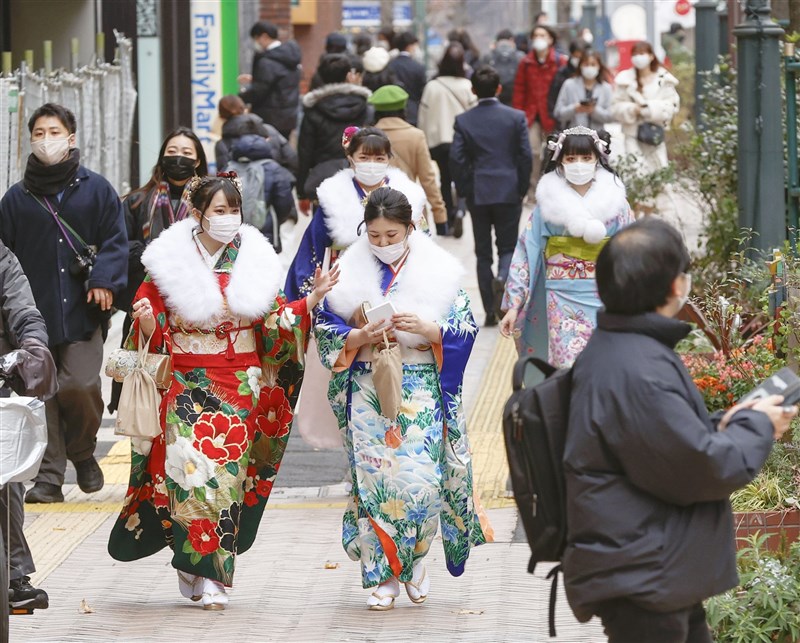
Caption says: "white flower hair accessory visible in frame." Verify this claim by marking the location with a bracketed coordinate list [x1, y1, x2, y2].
[547, 125, 610, 162]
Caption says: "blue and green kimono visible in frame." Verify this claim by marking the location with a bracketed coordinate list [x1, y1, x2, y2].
[314, 237, 489, 588]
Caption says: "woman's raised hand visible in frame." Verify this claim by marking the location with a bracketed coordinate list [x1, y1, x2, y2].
[131, 297, 156, 339]
[307, 265, 341, 309]
[499, 309, 518, 338]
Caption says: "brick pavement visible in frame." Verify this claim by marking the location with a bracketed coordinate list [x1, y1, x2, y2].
[11, 213, 606, 642]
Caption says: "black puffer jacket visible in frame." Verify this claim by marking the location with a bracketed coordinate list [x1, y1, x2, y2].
[240, 41, 302, 138]
[296, 83, 373, 199]
[215, 113, 298, 175]
[564, 311, 774, 622]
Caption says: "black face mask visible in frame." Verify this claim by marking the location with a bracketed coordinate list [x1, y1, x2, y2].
[161, 155, 197, 181]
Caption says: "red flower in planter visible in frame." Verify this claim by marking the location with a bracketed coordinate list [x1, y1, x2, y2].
[193, 411, 248, 464]
[256, 478, 273, 497]
[188, 518, 220, 555]
[255, 388, 292, 438]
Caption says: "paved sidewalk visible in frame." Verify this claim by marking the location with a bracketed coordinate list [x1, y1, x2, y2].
[11, 212, 605, 642]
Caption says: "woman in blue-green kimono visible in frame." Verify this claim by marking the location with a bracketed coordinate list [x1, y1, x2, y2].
[315, 187, 492, 611]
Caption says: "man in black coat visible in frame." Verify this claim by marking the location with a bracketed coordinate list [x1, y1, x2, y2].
[450, 66, 532, 326]
[0, 103, 128, 504]
[296, 53, 372, 204]
[564, 218, 793, 642]
[239, 21, 302, 139]
[388, 31, 427, 126]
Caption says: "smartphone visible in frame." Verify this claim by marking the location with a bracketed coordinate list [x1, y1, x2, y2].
[579, 98, 596, 106]
[364, 301, 397, 328]
[740, 367, 800, 406]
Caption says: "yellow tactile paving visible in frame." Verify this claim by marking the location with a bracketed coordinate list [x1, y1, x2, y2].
[98, 435, 135, 484]
[467, 336, 517, 510]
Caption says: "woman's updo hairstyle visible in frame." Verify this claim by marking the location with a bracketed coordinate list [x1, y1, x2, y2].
[361, 187, 413, 231]
[188, 175, 243, 215]
[345, 126, 393, 158]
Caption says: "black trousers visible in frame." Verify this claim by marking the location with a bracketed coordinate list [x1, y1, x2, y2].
[430, 143, 460, 223]
[0, 483, 34, 581]
[595, 599, 713, 643]
[469, 200, 522, 317]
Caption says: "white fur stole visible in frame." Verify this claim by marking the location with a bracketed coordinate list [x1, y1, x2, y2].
[141, 218, 283, 325]
[316, 167, 427, 248]
[326, 231, 464, 347]
[535, 167, 628, 244]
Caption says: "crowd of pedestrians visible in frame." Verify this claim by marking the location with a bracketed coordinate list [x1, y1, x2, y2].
[2, 17, 788, 643]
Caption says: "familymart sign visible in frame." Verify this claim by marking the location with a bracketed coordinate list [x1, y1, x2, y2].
[190, 0, 239, 172]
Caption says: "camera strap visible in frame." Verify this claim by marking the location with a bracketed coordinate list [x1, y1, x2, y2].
[30, 194, 90, 259]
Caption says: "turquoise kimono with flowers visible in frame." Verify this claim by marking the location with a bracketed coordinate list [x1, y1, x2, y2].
[502, 169, 632, 372]
[314, 232, 490, 588]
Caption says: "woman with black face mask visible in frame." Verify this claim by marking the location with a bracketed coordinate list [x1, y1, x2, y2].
[108, 127, 208, 413]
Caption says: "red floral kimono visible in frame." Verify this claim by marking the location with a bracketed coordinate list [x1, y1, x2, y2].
[108, 219, 308, 586]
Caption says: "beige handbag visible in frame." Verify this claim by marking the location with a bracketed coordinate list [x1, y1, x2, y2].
[114, 330, 164, 439]
[105, 343, 172, 389]
[372, 330, 403, 421]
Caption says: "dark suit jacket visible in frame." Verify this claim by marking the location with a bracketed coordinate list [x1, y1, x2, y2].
[388, 54, 427, 126]
[450, 98, 533, 206]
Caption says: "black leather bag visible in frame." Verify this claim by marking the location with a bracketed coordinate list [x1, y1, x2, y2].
[637, 122, 665, 146]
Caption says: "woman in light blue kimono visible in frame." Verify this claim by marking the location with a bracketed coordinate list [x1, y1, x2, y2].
[315, 187, 491, 611]
[499, 126, 633, 369]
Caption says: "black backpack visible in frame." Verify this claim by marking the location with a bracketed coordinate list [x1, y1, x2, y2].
[503, 356, 572, 638]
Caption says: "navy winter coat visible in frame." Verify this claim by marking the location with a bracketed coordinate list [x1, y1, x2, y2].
[0, 165, 127, 346]
[564, 311, 774, 621]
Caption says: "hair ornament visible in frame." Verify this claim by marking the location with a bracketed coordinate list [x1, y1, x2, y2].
[342, 125, 361, 149]
[184, 175, 204, 202]
[547, 125, 610, 160]
[216, 170, 244, 195]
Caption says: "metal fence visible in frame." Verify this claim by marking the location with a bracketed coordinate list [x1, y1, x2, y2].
[0, 31, 136, 197]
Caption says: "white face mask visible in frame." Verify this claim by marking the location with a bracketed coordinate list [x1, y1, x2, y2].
[369, 231, 410, 265]
[532, 37, 550, 53]
[204, 213, 241, 244]
[631, 53, 653, 70]
[563, 161, 597, 186]
[581, 66, 599, 80]
[570, 56, 581, 68]
[31, 137, 70, 165]
[677, 273, 692, 310]
[353, 161, 389, 187]
[253, 40, 265, 53]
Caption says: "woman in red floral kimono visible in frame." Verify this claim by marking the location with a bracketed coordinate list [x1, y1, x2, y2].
[107, 176, 337, 610]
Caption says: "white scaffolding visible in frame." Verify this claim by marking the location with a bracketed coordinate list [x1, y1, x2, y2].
[0, 31, 137, 197]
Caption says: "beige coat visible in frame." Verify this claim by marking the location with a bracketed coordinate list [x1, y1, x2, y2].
[376, 116, 447, 224]
[417, 76, 476, 149]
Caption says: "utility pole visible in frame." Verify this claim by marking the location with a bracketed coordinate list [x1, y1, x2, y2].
[582, 1, 598, 42]
[381, 0, 394, 31]
[694, 0, 720, 126]
[529, 0, 542, 24]
[734, 0, 786, 251]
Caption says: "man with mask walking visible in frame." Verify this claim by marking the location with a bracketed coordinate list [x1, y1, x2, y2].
[0, 103, 127, 503]
[238, 21, 302, 139]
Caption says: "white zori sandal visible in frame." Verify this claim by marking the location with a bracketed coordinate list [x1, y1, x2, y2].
[404, 562, 430, 604]
[367, 577, 400, 611]
[200, 577, 229, 611]
[177, 570, 201, 602]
